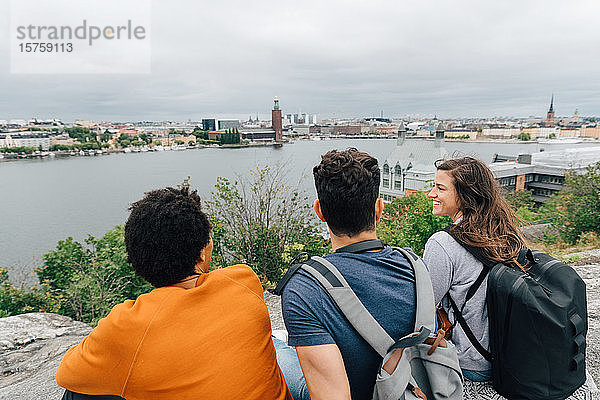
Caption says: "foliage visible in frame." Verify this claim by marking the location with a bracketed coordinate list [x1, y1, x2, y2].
[50, 144, 75, 151]
[0, 268, 61, 318]
[505, 190, 535, 212]
[0, 146, 37, 154]
[377, 192, 452, 255]
[518, 131, 531, 141]
[219, 128, 241, 145]
[37, 226, 152, 325]
[65, 127, 96, 143]
[192, 128, 209, 140]
[556, 162, 600, 244]
[206, 165, 329, 285]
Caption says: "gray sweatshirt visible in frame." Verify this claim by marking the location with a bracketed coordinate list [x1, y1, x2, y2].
[423, 230, 491, 371]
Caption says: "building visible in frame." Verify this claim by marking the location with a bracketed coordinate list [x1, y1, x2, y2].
[208, 131, 227, 141]
[272, 97, 282, 142]
[490, 148, 600, 203]
[240, 128, 276, 141]
[379, 124, 448, 202]
[202, 119, 217, 131]
[0, 134, 50, 150]
[217, 119, 241, 131]
[333, 125, 362, 135]
[546, 94, 555, 127]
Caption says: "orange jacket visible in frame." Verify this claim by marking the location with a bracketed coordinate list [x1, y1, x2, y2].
[57, 264, 292, 400]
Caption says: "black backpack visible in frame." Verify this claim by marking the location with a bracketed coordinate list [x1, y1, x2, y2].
[443, 227, 587, 400]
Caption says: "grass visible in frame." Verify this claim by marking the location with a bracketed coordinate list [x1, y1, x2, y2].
[527, 231, 600, 263]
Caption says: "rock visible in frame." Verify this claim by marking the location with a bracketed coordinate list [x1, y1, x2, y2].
[521, 223, 556, 242]
[574, 264, 600, 386]
[264, 290, 285, 331]
[0, 313, 91, 400]
[1, 265, 598, 399]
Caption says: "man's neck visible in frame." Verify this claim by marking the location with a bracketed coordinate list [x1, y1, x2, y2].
[330, 229, 379, 252]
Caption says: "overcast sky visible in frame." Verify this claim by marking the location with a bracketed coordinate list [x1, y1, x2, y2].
[1, 0, 599, 121]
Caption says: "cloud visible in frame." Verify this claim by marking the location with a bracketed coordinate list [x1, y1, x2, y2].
[1, 0, 599, 120]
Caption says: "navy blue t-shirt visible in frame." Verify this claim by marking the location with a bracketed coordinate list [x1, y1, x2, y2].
[281, 247, 416, 400]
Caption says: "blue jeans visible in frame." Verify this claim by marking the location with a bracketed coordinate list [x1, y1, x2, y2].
[462, 368, 492, 382]
[272, 337, 311, 400]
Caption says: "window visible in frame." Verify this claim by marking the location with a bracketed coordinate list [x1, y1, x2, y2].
[383, 164, 389, 174]
[383, 178, 390, 187]
[395, 165, 402, 175]
[394, 180, 402, 190]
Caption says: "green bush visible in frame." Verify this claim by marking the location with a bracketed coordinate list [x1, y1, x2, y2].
[377, 192, 452, 255]
[0, 268, 60, 318]
[558, 162, 600, 244]
[206, 166, 329, 285]
[37, 226, 152, 325]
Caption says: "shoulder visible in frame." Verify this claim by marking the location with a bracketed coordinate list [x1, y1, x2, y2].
[426, 230, 455, 247]
[211, 264, 263, 297]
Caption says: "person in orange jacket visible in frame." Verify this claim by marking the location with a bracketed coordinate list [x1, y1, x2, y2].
[57, 186, 308, 400]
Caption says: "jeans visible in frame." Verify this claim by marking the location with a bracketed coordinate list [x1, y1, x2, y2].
[462, 368, 492, 382]
[272, 337, 311, 400]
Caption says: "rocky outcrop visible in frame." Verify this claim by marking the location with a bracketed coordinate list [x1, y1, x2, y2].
[0, 313, 91, 400]
[1, 264, 599, 399]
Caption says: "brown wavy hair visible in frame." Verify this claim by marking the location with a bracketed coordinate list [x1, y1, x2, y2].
[435, 157, 527, 269]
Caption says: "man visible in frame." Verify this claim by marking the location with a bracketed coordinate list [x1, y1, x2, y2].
[281, 148, 417, 400]
[57, 186, 302, 400]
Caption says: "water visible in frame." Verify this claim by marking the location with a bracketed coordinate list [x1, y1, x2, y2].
[1, 138, 598, 281]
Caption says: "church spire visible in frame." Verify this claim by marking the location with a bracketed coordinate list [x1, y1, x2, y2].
[548, 94, 554, 113]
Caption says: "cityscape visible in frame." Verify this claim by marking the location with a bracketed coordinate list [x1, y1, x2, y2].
[1, 96, 599, 159]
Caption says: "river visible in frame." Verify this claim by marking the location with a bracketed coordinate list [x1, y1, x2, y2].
[1, 138, 599, 282]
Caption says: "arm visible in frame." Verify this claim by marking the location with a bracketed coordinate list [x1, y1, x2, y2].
[296, 344, 351, 400]
[281, 272, 350, 400]
[423, 236, 454, 305]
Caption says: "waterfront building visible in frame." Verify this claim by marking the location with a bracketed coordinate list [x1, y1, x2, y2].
[490, 148, 600, 203]
[379, 124, 448, 202]
[0, 134, 50, 150]
[272, 97, 282, 142]
[240, 128, 276, 141]
[50, 134, 76, 146]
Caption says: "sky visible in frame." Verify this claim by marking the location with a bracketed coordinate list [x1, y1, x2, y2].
[1, 0, 599, 121]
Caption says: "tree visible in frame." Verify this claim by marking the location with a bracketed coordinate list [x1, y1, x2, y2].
[556, 162, 600, 244]
[37, 226, 152, 324]
[505, 190, 535, 212]
[518, 131, 531, 141]
[206, 166, 329, 285]
[377, 192, 452, 255]
[0, 267, 60, 317]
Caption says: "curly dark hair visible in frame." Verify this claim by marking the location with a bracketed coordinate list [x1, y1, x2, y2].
[124, 186, 212, 287]
[313, 148, 380, 237]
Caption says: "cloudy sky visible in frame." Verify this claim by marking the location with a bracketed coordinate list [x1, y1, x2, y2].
[1, 0, 599, 121]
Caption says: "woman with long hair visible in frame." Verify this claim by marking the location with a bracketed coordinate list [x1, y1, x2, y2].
[423, 156, 525, 382]
[423, 157, 597, 398]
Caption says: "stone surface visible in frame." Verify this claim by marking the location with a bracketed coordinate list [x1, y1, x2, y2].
[0, 313, 91, 400]
[0, 264, 598, 399]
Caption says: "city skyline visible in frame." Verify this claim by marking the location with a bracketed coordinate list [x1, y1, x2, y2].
[1, 0, 600, 120]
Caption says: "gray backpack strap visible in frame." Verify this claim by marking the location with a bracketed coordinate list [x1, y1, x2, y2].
[302, 256, 394, 357]
[392, 248, 436, 333]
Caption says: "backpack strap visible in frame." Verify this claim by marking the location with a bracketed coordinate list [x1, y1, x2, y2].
[334, 239, 384, 254]
[391, 247, 436, 334]
[442, 226, 496, 361]
[447, 295, 492, 362]
[302, 249, 435, 357]
[302, 256, 394, 357]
